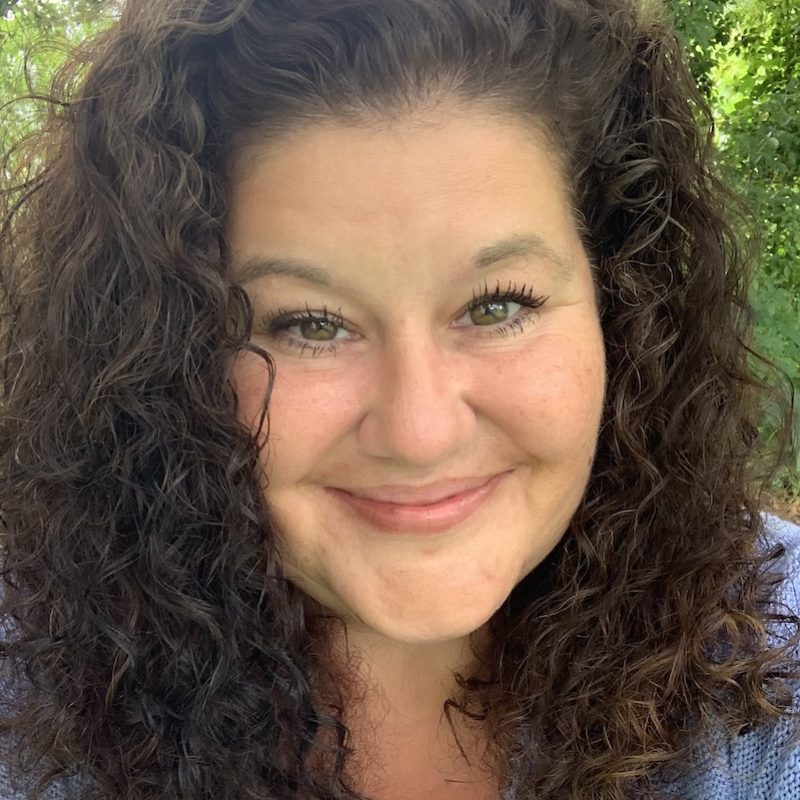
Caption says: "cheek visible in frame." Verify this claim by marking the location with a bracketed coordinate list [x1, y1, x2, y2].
[231, 354, 367, 475]
[480, 331, 605, 458]
[272, 370, 360, 441]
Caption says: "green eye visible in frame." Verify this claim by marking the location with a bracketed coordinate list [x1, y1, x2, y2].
[298, 318, 340, 340]
[469, 300, 514, 325]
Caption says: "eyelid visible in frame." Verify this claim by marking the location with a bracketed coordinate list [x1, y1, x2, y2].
[262, 304, 353, 334]
[454, 280, 549, 323]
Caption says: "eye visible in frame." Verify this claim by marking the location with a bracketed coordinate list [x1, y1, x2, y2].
[462, 298, 521, 326]
[455, 281, 548, 331]
[293, 316, 343, 341]
[258, 305, 354, 358]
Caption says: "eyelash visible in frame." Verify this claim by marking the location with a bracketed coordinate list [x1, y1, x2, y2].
[259, 304, 349, 358]
[258, 280, 549, 358]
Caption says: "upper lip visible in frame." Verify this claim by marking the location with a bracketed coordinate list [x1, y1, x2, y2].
[330, 473, 505, 505]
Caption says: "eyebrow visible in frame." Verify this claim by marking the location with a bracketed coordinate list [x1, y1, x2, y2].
[232, 233, 573, 287]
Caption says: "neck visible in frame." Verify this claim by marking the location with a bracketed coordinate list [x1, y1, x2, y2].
[331, 625, 494, 784]
[338, 629, 482, 723]
[303, 600, 498, 793]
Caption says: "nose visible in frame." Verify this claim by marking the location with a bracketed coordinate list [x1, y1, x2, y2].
[357, 331, 477, 466]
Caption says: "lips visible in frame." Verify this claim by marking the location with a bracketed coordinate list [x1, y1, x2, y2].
[338, 475, 502, 505]
[326, 470, 511, 534]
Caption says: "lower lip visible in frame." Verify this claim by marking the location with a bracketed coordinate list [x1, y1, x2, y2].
[327, 471, 511, 534]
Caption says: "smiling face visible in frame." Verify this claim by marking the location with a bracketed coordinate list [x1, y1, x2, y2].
[227, 108, 606, 647]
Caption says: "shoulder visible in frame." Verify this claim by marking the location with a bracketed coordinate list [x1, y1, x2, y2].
[0, 735, 92, 799]
[761, 511, 800, 565]
[673, 512, 800, 800]
[674, 686, 800, 800]
[760, 512, 800, 651]
[762, 511, 800, 593]
[0, 603, 89, 798]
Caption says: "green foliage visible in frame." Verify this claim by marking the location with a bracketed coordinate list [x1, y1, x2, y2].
[0, 0, 117, 153]
[665, 0, 729, 98]
[670, 0, 800, 498]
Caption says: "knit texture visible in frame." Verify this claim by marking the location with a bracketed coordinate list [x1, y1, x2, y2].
[1, 514, 799, 799]
[662, 513, 800, 800]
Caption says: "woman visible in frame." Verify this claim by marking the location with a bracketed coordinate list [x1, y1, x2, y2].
[0, 0, 798, 798]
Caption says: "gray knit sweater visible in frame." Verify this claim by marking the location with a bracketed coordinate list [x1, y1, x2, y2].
[666, 513, 800, 800]
[2, 514, 799, 799]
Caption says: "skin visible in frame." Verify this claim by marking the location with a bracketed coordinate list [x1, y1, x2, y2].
[227, 106, 606, 796]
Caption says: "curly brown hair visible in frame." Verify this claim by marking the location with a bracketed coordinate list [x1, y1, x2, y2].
[1, 0, 798, 798]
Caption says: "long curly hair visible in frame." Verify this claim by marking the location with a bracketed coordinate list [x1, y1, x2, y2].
[1, 0, 798, 798]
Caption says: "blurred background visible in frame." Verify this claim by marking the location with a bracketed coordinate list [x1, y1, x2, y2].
[1, 0, 798, 519]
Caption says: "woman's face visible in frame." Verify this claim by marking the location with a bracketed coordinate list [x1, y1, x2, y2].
[227, 108, 606, 644]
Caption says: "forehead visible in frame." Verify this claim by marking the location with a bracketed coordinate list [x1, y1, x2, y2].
[227, 109, 573, 245]
[229, 106, 566, 197]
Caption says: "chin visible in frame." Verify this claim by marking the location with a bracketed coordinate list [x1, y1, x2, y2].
[360, 583, 510, 641]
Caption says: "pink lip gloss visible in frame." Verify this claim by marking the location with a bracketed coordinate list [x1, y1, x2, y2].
[327, 471, 509, 534]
